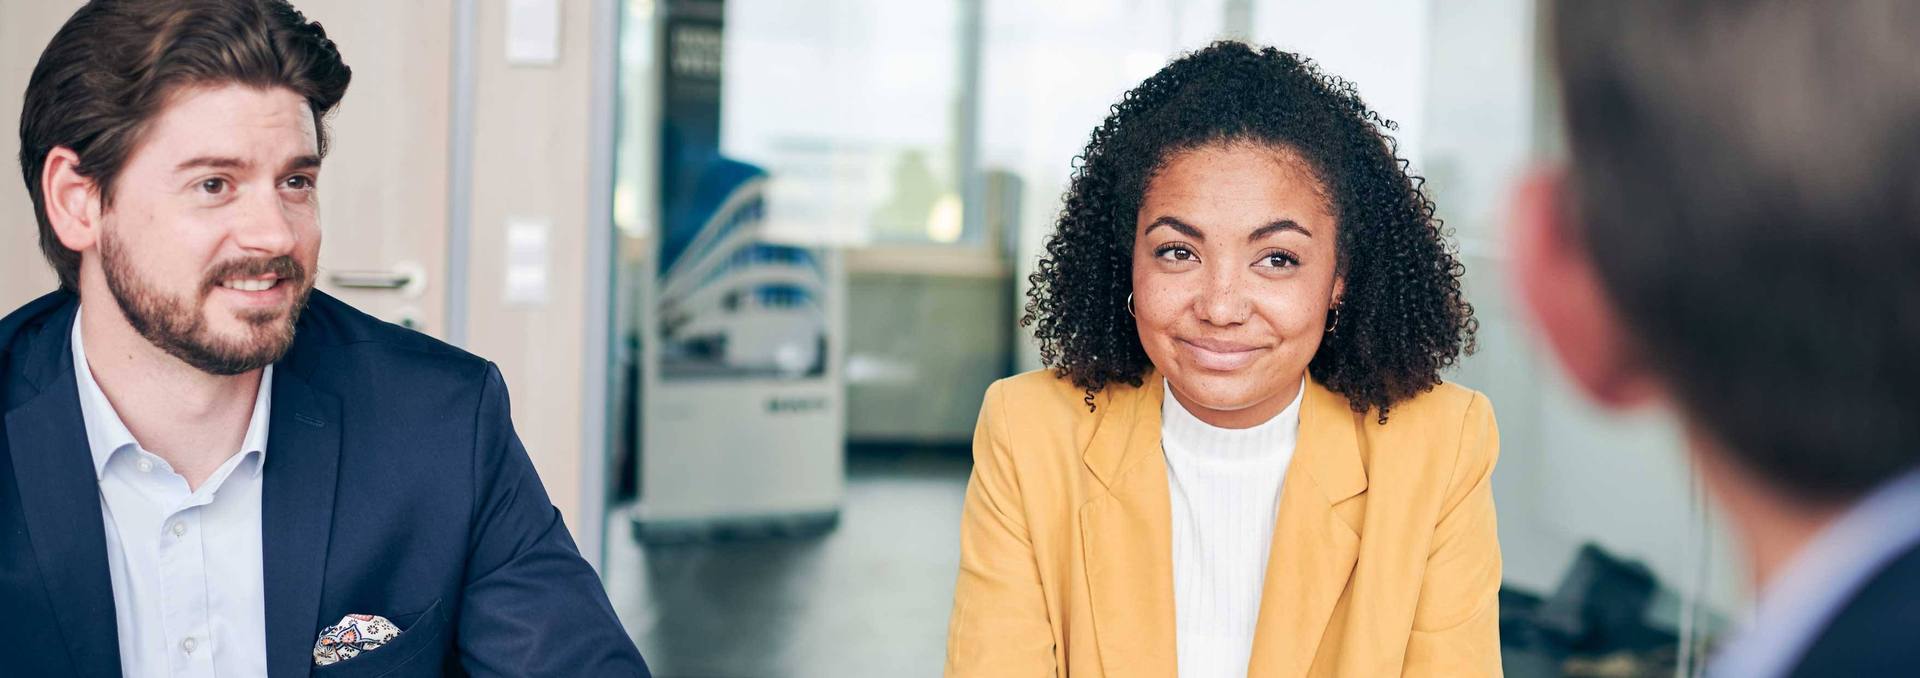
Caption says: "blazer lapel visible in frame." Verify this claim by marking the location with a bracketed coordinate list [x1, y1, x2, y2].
[3, 303, 123, 677]
[260, 365, 342, 678]
[1247, 380, 1366, 678]
[6, 381, 125, 678]
[1079, 375, 1178, 678]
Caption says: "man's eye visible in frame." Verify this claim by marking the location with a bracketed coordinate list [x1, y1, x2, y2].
[199, 178, 230, 194]
[284, 175, 315, 190]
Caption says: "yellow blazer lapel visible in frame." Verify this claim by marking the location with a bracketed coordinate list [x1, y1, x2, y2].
[1079, 374, 1178, 678]
[1247, 379, 1367, 678]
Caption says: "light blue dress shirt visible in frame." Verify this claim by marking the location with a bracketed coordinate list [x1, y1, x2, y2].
[73, 309, 272, 678]
[1708, 469, 1920, 678]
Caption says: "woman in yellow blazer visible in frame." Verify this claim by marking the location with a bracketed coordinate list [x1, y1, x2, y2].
[945, 42, 1499, 677]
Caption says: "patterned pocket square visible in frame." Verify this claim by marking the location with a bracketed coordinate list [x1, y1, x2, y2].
[313, 613, 402, 667]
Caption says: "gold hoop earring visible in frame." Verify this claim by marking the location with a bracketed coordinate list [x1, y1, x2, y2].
[1126, 293, 1136, 318]
[1326, 307, 1340, 335]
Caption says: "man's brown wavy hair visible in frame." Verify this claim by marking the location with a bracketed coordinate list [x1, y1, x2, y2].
[18, 0, 352, 292]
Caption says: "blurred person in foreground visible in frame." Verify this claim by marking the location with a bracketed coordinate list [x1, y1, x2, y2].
[946, 42, 1498, 677]
[1515, 2, 1920, 676]
[0, 1, 647, 675]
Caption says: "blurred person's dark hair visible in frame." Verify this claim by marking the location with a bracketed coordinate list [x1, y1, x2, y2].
[17, 0, 352, 293]
[1551, 1, 1920, 502]
[1024, 41, 1476, 420]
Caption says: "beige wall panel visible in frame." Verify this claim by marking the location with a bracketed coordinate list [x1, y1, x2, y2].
[0, 2, 82, 309]
[463, 0, 597, 530]
[301, 0, 454, 335]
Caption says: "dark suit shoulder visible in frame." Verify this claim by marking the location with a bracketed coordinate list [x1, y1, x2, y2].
[0, 291, 79, 407]
[1788, 540, 1920, 677]
[284, 292, 494, 390]
[0, 290, 75, 347]
[293, 291, 480, 363]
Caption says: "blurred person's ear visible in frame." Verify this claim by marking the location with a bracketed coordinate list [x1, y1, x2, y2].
[42, 147, 103, 254]
[1509, 167, 1660, 408]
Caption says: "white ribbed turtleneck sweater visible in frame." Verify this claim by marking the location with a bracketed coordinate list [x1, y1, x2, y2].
[1161, 379, 1303, 678]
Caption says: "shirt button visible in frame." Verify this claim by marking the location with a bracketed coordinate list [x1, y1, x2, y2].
[170, 521, 187, 537]
[136, 458, 153, 473]
[181, 636, 197, 654]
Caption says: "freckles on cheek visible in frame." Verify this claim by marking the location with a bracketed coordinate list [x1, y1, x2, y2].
[1135, 295, 1179, 338]
[1129, 308, 1170, 355]
[1263, 304, 1322, 346]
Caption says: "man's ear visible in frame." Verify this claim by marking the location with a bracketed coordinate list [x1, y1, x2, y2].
[1508, 166, 1661, 408]
[42, 146, 104, 254]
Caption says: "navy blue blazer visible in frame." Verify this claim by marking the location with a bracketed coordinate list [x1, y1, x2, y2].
[0, 290, 649, 677]
[1786, 539, 1920, 677]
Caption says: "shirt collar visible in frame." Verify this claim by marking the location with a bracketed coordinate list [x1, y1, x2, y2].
[70, 305, 274, 480]
[1709, 468, 1920, 678]
[239, 362, 274, 478]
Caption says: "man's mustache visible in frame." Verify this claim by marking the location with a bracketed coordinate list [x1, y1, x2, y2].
[202, 256, 306, 290]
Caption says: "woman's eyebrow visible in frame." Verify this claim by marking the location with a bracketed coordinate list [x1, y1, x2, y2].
[1248, 219, 1311, 241]
[1144, 216, 1205, 241]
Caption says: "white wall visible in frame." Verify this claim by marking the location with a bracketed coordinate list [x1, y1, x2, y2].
[1254, 0, 1432, 170]
[983, 0, 1230, 374]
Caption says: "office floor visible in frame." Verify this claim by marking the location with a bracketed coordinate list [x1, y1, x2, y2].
[605, 448, 970, 678]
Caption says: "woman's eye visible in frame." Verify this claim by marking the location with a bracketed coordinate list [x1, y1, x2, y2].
[1157, 246, 1197, 262]
[1258, 252, 1300, 268]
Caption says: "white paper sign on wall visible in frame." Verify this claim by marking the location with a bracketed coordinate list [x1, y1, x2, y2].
[506, 0, 561, 66]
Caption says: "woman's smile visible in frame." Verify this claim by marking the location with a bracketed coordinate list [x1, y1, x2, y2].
[1176, 336, 1270, 371]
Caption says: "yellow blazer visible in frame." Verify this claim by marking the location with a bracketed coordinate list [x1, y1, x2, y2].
[945, 370, 1501, 677]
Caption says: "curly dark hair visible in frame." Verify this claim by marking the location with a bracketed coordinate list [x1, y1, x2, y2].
[1023, 41, 1475, 421]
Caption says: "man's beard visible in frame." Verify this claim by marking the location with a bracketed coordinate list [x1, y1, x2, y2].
[99, 230, 312, 376]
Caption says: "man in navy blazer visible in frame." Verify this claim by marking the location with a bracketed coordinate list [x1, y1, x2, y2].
[2, 1, 648, 676]
[1516, 2, 1920, 676]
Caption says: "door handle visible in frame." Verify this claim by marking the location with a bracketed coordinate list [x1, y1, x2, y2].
[327, 261, 428, 298]
[330, 270, 411, 289]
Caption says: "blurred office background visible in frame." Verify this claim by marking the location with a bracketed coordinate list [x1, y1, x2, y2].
[0, 1, 1741, 676]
